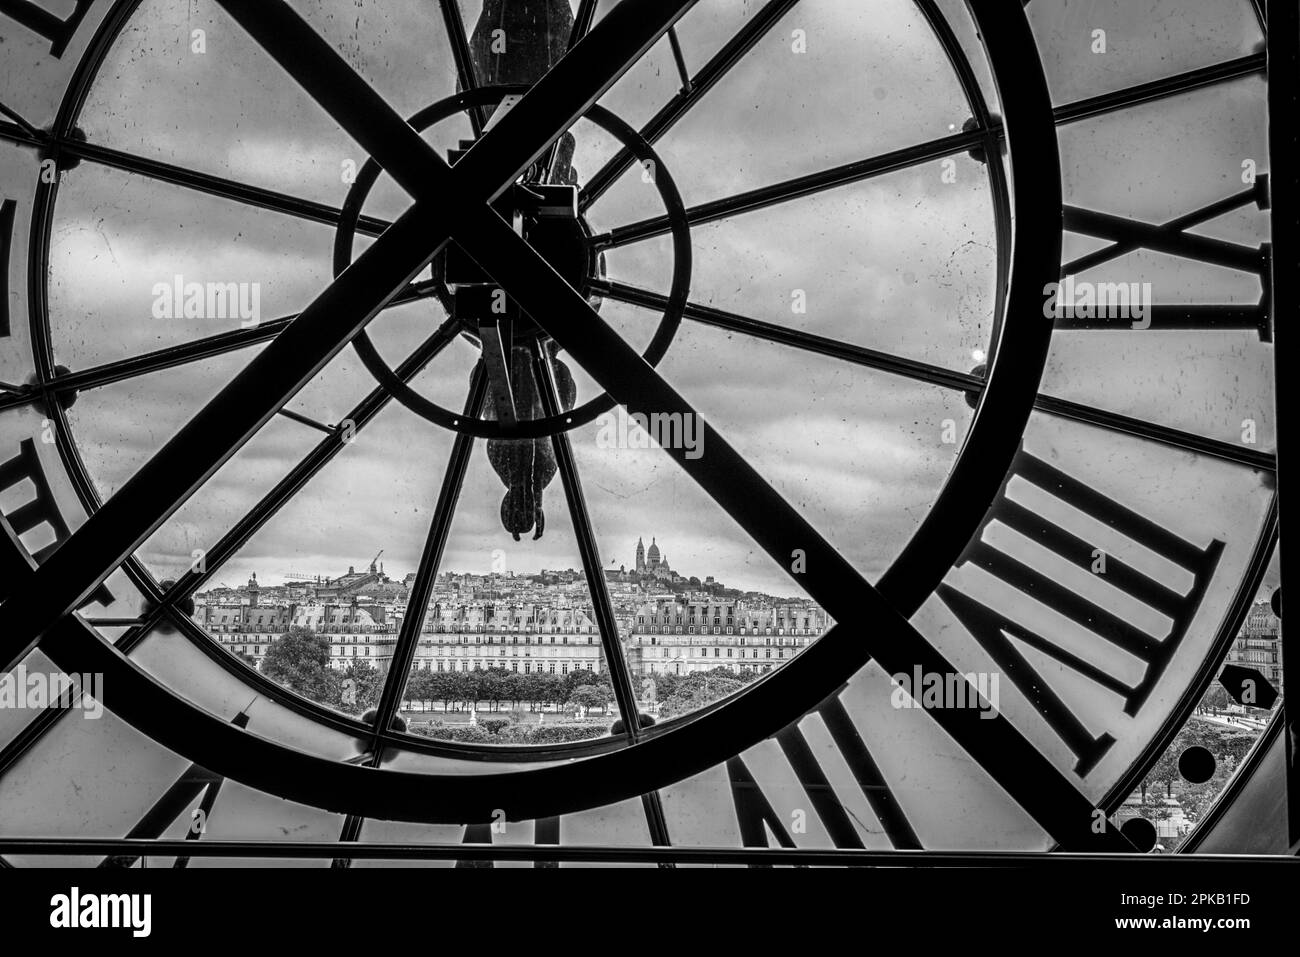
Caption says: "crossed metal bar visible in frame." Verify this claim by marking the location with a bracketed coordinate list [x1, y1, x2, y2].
[0, 0, 1132, 850]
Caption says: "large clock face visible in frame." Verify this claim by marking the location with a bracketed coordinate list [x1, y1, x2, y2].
[0, 0, 1282, 862]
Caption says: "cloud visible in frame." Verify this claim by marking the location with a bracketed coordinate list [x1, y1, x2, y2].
[30, 0, 1271, 603]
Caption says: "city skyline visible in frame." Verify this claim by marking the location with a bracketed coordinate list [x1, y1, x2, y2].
[191, 532, 819, 604]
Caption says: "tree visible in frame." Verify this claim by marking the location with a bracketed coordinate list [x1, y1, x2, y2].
[1198, 684, 1230, 715]
[502, 671, 525, 711]
[518, 673, 561, 711]
[448, 670, 477, 711]
[405, 668, 434, 711]
[259, 626, 338, 705]
[660, 677, 744, 717]
[562, 668, 595, 696]
[424, 671, 454, 712]
[1177, 756, 1237, 822]
[339, 660, 383, 715]
[652, 667, 756, 718]
[478, 668, 510, 711]
[568, 685, 605, 711]
[1135, 718, 1256, 804]
[1142, 745, 1181, 801]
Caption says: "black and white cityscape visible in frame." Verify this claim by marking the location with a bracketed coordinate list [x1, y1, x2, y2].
[0, 0, 1293, 929]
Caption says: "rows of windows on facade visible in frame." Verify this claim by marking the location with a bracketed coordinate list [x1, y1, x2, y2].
[191, 537, 830, 677]
[1223, 599, 1284, 692]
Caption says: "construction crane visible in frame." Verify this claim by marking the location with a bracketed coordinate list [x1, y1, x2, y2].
[368, 549, 384, 574]
[283, 570, 324, 583]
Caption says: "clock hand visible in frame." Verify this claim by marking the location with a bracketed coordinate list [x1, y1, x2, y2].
[0, 0, 699, 666]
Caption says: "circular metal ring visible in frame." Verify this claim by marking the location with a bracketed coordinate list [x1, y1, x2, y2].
[32, 0, 1064, 825]
[336, 85, 693, 439]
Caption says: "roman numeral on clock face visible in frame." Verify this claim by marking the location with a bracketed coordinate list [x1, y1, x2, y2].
[726, 697, 921, 852]
[0, 0, 93, 57]
[1058, 177, 1271, 337]
[101, 711, 250, 868]
[0, 438, 114, 609]
[936, 448, 1225, 776]
[453, 809, 649, 867]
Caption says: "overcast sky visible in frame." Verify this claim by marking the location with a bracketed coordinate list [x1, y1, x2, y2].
[20, 0, 1276, 599]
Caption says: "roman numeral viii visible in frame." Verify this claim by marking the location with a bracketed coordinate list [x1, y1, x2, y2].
[936, 448, 1224, 776]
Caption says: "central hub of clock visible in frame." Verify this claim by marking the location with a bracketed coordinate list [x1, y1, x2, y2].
[437, 136, 598, 428]
[331, 89, 690, 442]
[440, 165, 593, 344]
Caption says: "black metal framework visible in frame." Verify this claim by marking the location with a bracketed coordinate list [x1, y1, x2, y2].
[332, 86, 693, 439]
[366, 366, 489, 753]
[0, 0, 1285, 857]
[0, 837, 1294, 867]
[1264, 0, 1298, 847]
[3, 0, 1084, 840]
[0, 24, 1276, 470]
[1180, 696, 1287, 852]
[0, 0, 1272, 794]
[1099, 502, 1279, 825]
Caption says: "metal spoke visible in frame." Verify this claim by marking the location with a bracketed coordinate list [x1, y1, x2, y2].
[0, 0, 1170, 843]
[368, 365, 487, 750]
[591, 128, 982, 249]
[596, 277, 970, 387]
[917, 0, 1011, 348]
[594, 278, 1276, 472]
[405, 0, 1133, 843]
[640, 792, 674, 858]
[0, 101, 40, 139]
[0, 195, 450, 663]
[1051, 52, 1265, 127]
[0, 0, 696, 666]
[438, 0, 486, 136]
[0, 321, 459, 786]
[0, 279, 444, 415]
[0, 123, 394, 238]
[532, 341, 674, 856]
[275, 408, 334, 434]
[411, 186, 1133, 848]
[165, 318, 461, 606]
[1031, 393, 1274, 471]
[591, 53, 1265, 247]
[529, 344, 641, 740]
[215, 0, 691, 214]
[332, 365, 486, 867]
[569, 0, 598, 49]
[579, 0, 802, 211]
[666, 28, 692, 92]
